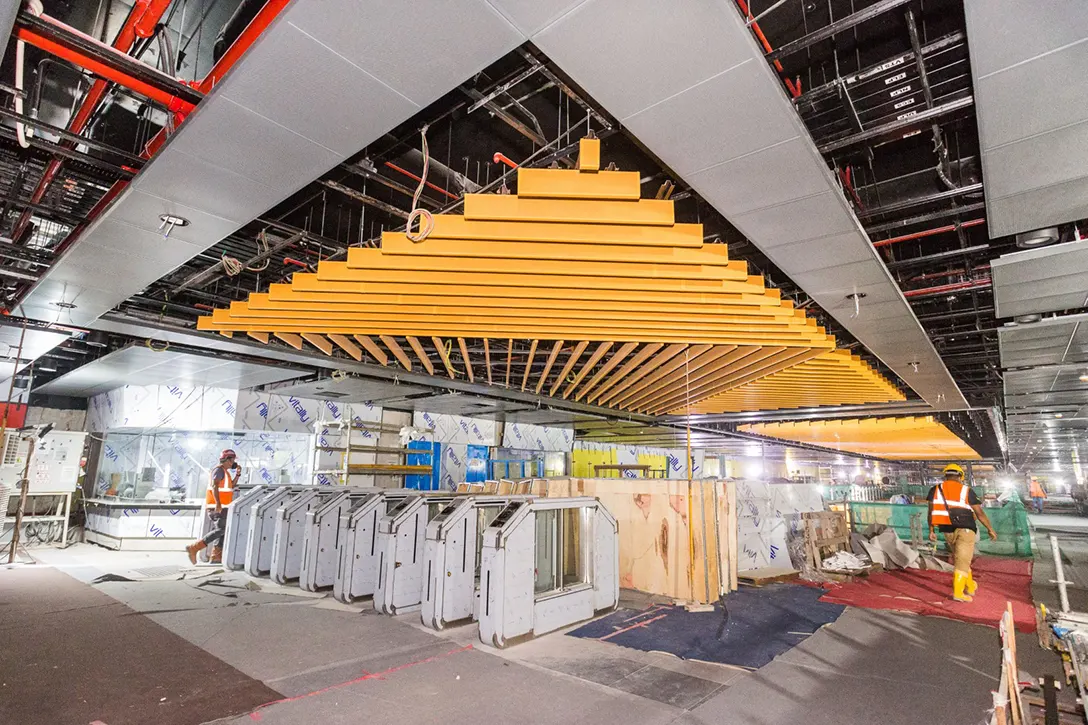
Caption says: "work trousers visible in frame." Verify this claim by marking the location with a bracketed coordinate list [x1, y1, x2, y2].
[200, 511, 226, 547]
[944, 527, 976, 574]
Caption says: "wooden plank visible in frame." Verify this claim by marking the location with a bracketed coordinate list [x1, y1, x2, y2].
[328, 334, 362, 361]
[247, 331, 270, 344]
[379, 335, 412, 371]
[597, 344, 688, 406]
[218, 330, 234, 338]
[622, 345, 739, 410]
[464, 194, 675, 226]
[274, 332, 303, 350]
[737, 567, 799, 586]
[354, 334, 388, 365]
[521, 339, 538, 391]
[610, 344, 714, 408]
[495, 168, 640, 200]
[457, 338, 474, 382]
[483, 338, 492, 383]
[406, 336, 434, 375]
[505, 339, 513, 387]
[432, 336, 456, 379]
[574, 342, 638, 401]
[427, 214, 704, 247]
[585, 343, 664, 403]
[535, 340, 565, 395]
[549, 340, 589, 397]
[301, 333, 334, 355]
[562, 342, 613, 399]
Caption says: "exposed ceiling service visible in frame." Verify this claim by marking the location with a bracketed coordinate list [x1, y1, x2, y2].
[3, 0, 1084, 470]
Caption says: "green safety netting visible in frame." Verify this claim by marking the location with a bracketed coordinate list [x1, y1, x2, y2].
[846, 498, 1032, 557]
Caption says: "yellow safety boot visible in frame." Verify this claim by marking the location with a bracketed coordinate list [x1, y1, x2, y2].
[965, 570, 978, 596]
[953, 571, 974, 602]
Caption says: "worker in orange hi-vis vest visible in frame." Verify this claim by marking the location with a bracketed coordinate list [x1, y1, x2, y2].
[1029, 477, 1048, 514]
[185, 449, 241, 565]
[927, 463, 998, 602]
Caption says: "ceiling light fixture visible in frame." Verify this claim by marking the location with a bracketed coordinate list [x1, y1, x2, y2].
[1080, 373, 1088, 383]
[1015, 227, 1059, 248]
[158, 214, 190, 238]
[1055, 413, 1064, 418]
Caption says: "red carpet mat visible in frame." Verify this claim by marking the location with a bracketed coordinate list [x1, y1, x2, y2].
[818, 556, 1036, 632]
[0, 566, 280, 725]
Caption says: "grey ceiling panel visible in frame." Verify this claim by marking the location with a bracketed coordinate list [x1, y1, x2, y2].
[623, 59, 797, 177]
[998, 315, 1088, 368]
[992, 240, 1088, 318]
[269, 376, 432, 403]
[34, 346, 309, 397]
[105, 191, 239, 249]
[285, 0, 523, 107]
[983, 120, 1088, 202]
[533, 0, 753, 120]
[129, 148, 285, 224]
[164, 98, 342, 186]
[965, 0, 1088, 236]
[487, 0, 589, 36]
[689, 138, 831, 216]
[21, 0, 534, 335]
[964, 0, 1088, 77]
[535, 0, 965, 409]
[732, 193, 857, 245]
[214, 23, 420, 157]
[977, 39, 1088, 149]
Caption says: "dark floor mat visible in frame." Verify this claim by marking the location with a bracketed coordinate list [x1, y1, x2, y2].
[568, 583, 845, 669]
[0, 566, 280, 725]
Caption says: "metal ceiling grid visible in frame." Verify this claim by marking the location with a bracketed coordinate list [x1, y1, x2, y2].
[266, 376, 434, 404]
[965, 0, 1088, 236]
[1004, 367, 1088, 412]
[530, 0, 966, 410]
[990, 240, 1088, 319]
[33, 344, 309, 397]
[18, 0, 527, 328]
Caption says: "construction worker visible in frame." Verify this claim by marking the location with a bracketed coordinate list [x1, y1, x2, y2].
[927, 463, 998, 602]
[185, 449, 241, 565]
[1029, 477, 1048, 514]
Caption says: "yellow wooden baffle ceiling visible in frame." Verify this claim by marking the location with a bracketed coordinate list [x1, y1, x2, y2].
[740, 416, 981, 460]
[198, 138, 901, 415]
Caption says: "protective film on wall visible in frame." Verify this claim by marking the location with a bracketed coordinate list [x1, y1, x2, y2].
[501, 422, 574, 452]
[413, 412, 498, 446]
[735, 480, 824, 571]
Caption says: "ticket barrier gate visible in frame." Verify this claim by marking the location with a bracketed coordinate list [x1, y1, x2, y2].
[270, 487, 349, 585]
[420, 495, 527, 630]
[478, 498, 618, 648]
[333, 490, 415, 603]
[299, 488, 376, 592]
[223, 484, 268, 571]
[373, 493, 459, 615]
[245, 486, 311, 577]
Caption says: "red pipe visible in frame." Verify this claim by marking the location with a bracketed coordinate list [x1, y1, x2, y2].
[10, 0, 172, 245]
[873, 218, 986, 248]
[903, 277, 992, 298]
[12, 0, 291, 309]
[283, 257, 310, 269]
[493, 152, 517, 170]
[384, 161, 459, 200]
[735, 0, 801, 98]
[14, 27, 196, 114]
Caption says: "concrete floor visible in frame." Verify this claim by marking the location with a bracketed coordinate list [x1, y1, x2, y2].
[5, 542, 1069, 725]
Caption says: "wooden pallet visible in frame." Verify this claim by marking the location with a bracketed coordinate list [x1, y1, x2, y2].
[803, 511, 851, 571]
[737, 567, 799, 586]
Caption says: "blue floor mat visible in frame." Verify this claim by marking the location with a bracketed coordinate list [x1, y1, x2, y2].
[568, 584, 845, 670]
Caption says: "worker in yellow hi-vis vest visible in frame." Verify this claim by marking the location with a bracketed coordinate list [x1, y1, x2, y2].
[927, 463, 998, 602]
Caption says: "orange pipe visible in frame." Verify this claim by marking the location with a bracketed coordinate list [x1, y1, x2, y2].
[735, 0, 800, 98]
[14, 28, 196, 114]
[873, 218, 986, 248]
[384, 161, 459, 200]
[493, 152, 517, 170]
[10, 0, 172, 244]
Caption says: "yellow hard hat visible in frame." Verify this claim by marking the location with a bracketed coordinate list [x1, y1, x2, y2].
[943, 463, 965, 477]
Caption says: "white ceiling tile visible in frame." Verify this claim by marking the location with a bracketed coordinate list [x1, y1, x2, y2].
[103, 190, 239, 250]
[218, 24, 421, 157]
[535, 0, 755, 119]
[132, 149, 284, 224]
[731, 192, 858, 245]
[164, 98, 342, 189]
[487, 0, 587, 35]
[286, 0, 523, 106]
[760, 233, 874, 274]
[689, 137, 834, 217]
[964, 0, 1088, 78]
[984, 120, 1088, 201]
[623, 59, 798, 176]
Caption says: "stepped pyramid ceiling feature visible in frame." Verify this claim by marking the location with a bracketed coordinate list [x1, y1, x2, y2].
[687, 350, 907, 414]
[741, 417, 981, 460]
[199, 139, 901, 415]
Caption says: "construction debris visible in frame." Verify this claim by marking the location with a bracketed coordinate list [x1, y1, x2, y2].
[821, 551, 869, 573]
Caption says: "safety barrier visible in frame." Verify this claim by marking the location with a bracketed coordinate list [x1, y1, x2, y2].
[847, 499, 1032, 556]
